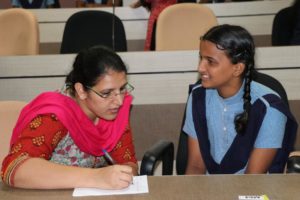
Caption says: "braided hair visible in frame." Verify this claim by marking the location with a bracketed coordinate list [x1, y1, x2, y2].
[201, 24, 256, 135]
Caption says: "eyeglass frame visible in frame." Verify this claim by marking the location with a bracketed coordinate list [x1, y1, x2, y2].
[85, 83, 134, 99]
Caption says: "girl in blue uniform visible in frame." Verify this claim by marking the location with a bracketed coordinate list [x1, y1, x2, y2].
[183, 24, 298, 174]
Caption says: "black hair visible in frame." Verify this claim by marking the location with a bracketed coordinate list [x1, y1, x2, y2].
[201, 24, 255, 135]
[65, 45, 127, 96]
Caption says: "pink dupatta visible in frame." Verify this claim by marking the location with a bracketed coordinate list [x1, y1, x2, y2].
[10, 91, 132, 156]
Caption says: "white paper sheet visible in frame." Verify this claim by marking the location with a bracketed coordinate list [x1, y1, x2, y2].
[72, 175, 149, 197]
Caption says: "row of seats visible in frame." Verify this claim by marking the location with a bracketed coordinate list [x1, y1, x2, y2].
[0, 7, 127, 55]
[0, 2, 298, 55]
[0, 3, 218, 55]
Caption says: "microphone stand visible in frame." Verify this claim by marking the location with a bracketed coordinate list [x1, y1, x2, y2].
[112, 0, 115, 51]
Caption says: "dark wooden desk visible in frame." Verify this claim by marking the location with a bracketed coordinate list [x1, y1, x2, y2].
[1, 174, 300, 200]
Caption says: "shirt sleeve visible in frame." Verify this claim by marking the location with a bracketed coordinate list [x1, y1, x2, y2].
[1, 114, 68, 186]
[109, 124, 137, 164]
[183, 93, 198, 139]
[254, 106, 287, 148]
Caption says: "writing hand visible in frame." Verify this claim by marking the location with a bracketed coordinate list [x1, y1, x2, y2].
[93, 165, 133, 189]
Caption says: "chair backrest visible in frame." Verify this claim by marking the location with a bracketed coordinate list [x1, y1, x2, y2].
[272, 6, 295, 46]
[252, 71, 289, 107]
[60, 10, 127, 54]
[155, 3, 217, 51]
[176, 71, 290, 175]
[0, 101, 27, 164]
[0, 8, 39, 56]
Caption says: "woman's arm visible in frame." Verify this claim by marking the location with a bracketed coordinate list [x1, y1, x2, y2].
[130, 0, 151, 10]
[1, 114, 134, 189]
[130, 0, 142, 8]
[106, 0, 122, 6]
[13, 157, 133, 189]
[185, 136, 206, 174]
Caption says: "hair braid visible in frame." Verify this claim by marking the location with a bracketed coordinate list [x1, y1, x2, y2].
[234, 62, 253, 135]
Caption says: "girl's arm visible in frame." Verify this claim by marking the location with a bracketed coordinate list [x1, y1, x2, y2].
[246, 105, 287, 174]
[185, 136, 206, 174]
[245, 148, 277, 174]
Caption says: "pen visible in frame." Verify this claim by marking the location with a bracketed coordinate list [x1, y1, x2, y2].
[102, 149, 116, 165]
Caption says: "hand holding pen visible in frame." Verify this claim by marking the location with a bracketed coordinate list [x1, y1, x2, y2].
[97, 149, 133, 189]
[93, 163, 133, 189]
[102, 149, 116, 165]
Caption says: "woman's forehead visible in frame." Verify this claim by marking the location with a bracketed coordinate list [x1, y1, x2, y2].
[95, 71, 126, 87]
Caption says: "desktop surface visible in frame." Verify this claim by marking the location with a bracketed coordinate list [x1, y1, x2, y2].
[1, 174, 300, 200]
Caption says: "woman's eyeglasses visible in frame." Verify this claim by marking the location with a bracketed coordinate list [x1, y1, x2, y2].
[85, 83, 134, 99]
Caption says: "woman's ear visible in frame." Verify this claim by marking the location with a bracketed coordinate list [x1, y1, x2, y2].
[74, 82, 87, 100]
[233, 63, 246, 77]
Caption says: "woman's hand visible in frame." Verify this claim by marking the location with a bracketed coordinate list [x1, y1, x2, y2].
[92, 165, 133, 189]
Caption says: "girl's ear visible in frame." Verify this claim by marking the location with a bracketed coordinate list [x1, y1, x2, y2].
[233, 63, 246, 77]
[74, 82, 87, 100]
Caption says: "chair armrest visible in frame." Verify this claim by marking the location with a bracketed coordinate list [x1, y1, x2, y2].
[286, 151, 300, 173]
[140, 140, 174, 175]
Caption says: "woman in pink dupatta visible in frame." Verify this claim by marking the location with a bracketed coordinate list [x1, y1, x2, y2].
[1, 46, 138, 189]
